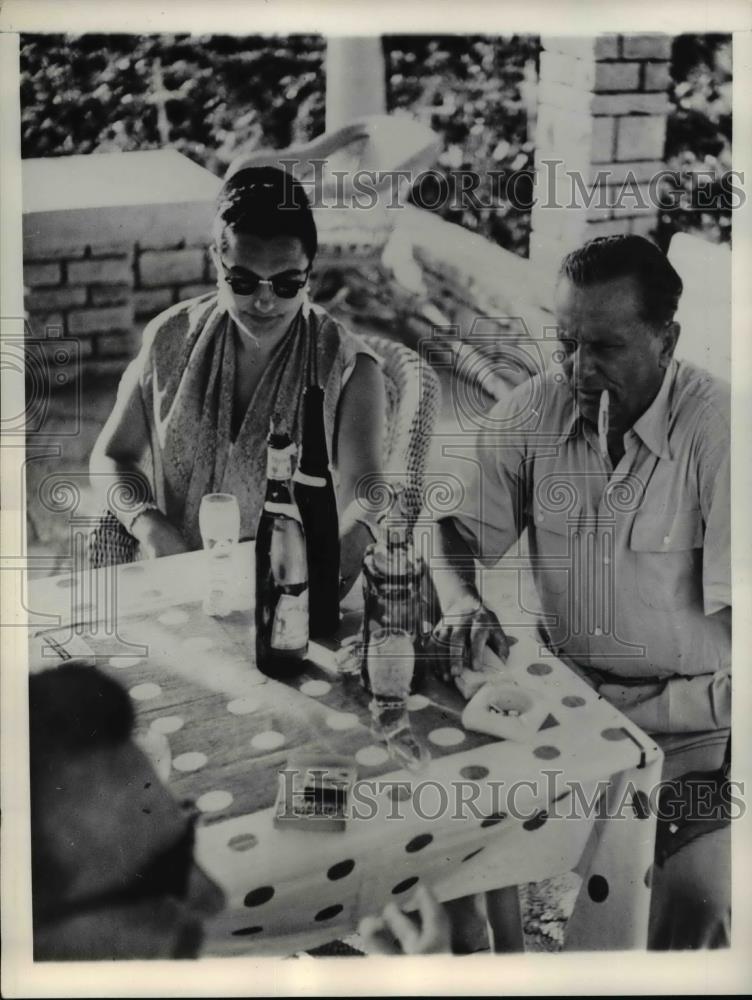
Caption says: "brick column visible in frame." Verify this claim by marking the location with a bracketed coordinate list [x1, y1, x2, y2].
[530, 34, 673, 285]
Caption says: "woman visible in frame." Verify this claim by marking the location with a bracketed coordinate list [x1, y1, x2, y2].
[90, 166, 386, 593]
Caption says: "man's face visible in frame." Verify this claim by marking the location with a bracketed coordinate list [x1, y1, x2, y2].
[34, 740, 225, 958]
[554, 275, 678, 434]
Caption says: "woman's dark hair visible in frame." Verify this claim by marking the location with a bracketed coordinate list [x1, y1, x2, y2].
[214, 166, 317, 263]
[559, 234, 683, 326]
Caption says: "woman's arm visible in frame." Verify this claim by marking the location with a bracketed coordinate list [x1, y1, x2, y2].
[89, 371, 188, 559]
[334, 354, 386, 595]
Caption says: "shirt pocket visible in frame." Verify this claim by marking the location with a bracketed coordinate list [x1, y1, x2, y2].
[629, 507, 704, 610]
[531, 499, 579, 596]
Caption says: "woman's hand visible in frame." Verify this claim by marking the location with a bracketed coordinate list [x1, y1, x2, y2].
[132, 510, 190, 560]
[358, 885, 452, 955]
[339, 519, 373, 598]
[428, 592, 516, 682]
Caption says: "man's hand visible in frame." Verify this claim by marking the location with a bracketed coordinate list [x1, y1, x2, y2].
[428, 592, 516, 682]
[358, 885, 452, 955]
[133, 510, 189, 560]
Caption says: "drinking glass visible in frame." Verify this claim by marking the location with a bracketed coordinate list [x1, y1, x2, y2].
[199, 493, 240, 617]
[367, 627, 415, 707]
[366, 628, 430, 770]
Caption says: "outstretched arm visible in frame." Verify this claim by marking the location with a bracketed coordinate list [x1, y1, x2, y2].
[429, 516, 516, 681]
[89, 363, 188, 559]
[334, 354, 387, 595]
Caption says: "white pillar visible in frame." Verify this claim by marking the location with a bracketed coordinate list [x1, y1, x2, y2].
[325, 37, 386, 130]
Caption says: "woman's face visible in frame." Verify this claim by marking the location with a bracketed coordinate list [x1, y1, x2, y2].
[214, 230, 311, 342]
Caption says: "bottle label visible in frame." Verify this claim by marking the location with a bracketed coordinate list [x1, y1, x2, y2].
[267, 444, 296, 481]
[271, 590, 309, 650]
[264, 501, 303, 522]
[293, 469, 328, 488]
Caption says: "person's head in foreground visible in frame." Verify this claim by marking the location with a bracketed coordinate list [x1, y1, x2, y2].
[555, 234, 683, 433]
[210, 165, 317, 344]
[30, 664, 448, 960]
[30, 664, 225, 960]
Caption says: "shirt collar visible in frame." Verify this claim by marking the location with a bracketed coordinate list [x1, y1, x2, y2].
[631, 359, 676, 460]
[555, 398, 582, 445]
[554, 360, 676, 459]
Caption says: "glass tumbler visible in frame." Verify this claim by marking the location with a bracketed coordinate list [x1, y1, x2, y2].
[199, 493, 240, 618]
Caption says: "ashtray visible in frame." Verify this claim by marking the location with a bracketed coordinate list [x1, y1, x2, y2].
[461, 680, 551, 742]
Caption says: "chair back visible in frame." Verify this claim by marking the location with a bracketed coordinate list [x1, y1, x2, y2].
[357, 332, 441, 529]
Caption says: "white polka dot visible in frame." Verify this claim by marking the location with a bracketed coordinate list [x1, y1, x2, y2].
[197, 790, 233, 813]
[227, 697, 256, 715]
[173, 751, 208, 772]
[158, 609, 190, 627]
[428, 727, 466, 747]
[129, 683, 161, 701]
[325, 711, 360, 731]
[407, 694, 429, 711]
[300, 679, 332, 697]
[251, 730, 286, 751]
[356, 745, 390, 767]
[151, 716, 184, 735]
[181, 636, 214, 654]
[109, 656, 142, 669]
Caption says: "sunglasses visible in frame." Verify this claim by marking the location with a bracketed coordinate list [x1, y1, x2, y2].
[214, 250, 310, 299]
[35, 804, 198, 927]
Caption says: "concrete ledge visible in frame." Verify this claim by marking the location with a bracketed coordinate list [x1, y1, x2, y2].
[391, 207, 557, 401]
[23, 150, 222, 258]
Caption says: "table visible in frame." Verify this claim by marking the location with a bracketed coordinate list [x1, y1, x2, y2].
[28, 543, 662, 954]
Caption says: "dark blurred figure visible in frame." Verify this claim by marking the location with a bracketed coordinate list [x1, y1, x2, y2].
[30, 665, 225, 960]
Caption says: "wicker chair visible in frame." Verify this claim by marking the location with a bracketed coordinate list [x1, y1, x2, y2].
[89, 508, 138, 568]
[88, 334, 440, 567]
[357, 332, 440, 528]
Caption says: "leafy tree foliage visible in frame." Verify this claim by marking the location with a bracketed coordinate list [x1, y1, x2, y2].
[20, 33, 732, 258]
[657, 33, 732, 247]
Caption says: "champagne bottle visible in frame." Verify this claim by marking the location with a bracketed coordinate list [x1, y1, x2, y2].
[255, 415, 309, 677]
[293, 385, 340, 639]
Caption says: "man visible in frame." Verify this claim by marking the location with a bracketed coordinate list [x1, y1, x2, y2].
[30, 664, 450, 959]
[431, 235, 731, 949]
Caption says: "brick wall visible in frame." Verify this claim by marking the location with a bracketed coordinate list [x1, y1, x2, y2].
[531, 33, 673, 287]
[23, 238, 217, 376]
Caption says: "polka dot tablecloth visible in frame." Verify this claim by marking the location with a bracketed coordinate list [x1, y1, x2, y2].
[29, 545, 664, 955]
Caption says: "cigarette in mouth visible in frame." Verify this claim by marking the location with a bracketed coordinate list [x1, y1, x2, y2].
[598, 389, 609, 461]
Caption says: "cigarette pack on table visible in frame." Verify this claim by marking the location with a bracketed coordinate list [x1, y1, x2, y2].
[273, 754, 357, 832]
